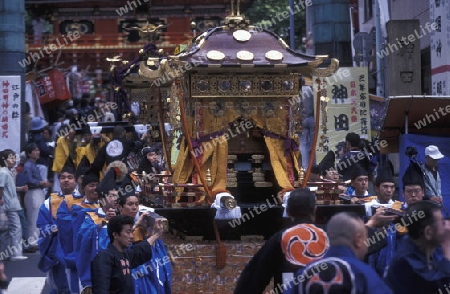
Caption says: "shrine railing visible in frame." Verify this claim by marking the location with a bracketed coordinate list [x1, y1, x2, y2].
[25, 32, 193, 50]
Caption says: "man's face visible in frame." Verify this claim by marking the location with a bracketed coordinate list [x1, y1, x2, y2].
[146, 152, 158, 163]
[84, 182, 99, 202]
[105, 190, 119, 209]
[324, 169, 340, 181]
[426, 210, 446, 247]
[113, 224, 134, 249]
[28, 147, 40, 160]
[59, 172, 77, 195]
[425, 156, 440, 169]
[119, 196, 139, 218]
[4, 153, 16, 169]
[403, 185, 424, 205]
[42, 129, 50, 141]
[83, 133, 93, 143]
[351, 176, 369, 194]
[375, 182, 395, 203]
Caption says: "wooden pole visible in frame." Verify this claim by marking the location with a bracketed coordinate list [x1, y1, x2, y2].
[175, 79, 213, 204]
[157, 86, 173, 174]
[302, 81, 321, 189]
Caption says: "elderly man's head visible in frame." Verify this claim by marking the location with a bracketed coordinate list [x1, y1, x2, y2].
[406, 201, 446, 249]
[425, 145, 444, 169]
[326, 212, 368, 260]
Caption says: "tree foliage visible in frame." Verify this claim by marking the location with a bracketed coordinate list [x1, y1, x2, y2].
[243, 0, 307, 51]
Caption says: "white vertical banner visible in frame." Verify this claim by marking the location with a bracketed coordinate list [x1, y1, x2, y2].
[430, 0, 450, 96]
[0, 76, 22, 155]
[313, 67, 370, 163]
[349, 7, 356, 67]
[378, 0, 390, 38]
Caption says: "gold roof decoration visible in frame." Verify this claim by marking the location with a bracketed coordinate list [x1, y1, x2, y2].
[236, 50, 254, 61]
[207, 50, 226, 61]
[310, 57, 340, 77]
[233, 30, 251, 42]
[265, 50, 283, 61]
[278, 38, 289, 49]
[195, 32, 207, 48]
[172, 0, 339, 77]
[224, 0, 250, 30]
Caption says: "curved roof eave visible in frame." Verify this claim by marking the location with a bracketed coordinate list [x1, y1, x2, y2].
[175, 26, 319, 68]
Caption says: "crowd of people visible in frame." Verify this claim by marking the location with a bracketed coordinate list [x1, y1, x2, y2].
[235, 132, 449, 293]
[236, 176, 449, 293]
[0, 101, 168, 293]
[0, 109, 449, 294]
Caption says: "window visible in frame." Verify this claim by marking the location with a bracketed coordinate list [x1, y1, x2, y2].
[364, 0, 373, 22]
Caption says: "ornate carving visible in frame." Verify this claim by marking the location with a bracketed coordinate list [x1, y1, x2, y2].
[139, 59, 170, 81]
[190, 74, 298, 97]
[311, 58, 340, 77]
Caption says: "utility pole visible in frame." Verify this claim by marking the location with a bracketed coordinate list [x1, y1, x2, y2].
[375, 0, 384, 97]
[289, 0, 295, 49]
[0, 0, 26, 153]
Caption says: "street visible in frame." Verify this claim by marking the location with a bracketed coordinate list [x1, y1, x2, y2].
[3, 252, 49, 294]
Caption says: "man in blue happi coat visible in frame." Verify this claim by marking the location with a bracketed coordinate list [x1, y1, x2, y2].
[36, 157, 79, 294]
[295, 212, 393, 294]
[364, 168, 403, 276]
[75, 167, 118, 294]
[56, 167, 99, 293]
[385, 201, 450, 293]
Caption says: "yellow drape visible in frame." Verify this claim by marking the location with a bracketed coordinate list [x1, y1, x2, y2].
[172, 135, 228, 191]
[264, 137, 295, 189]
[172, 97, 298, 196]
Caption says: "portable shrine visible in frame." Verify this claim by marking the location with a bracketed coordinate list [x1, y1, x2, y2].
[138, 7, 340, 211]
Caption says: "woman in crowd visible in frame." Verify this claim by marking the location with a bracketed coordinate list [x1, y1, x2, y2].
[22, 143, 52, 248]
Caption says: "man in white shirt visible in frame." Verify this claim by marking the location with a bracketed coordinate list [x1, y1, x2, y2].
[423, 145, 443, 202]
[0, 150, 28, 261]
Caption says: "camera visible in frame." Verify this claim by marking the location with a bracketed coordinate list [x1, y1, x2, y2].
[140, 211, 169, 232]
[405, 146, 418, 158]
[144, 213, 155, 228]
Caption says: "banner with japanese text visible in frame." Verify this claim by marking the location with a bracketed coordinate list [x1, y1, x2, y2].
[313, 67, 370, 163]
[0, 76, 21, 156]
[430, 0, 450, 95]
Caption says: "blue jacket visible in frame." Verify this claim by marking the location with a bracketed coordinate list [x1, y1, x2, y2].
[295, 245, 392, 294]
[75, 208, 110, 289]
[36, 192, 65, 272]
[55, 192, 85, 269]
[132, 239, 172, 294]
[385, 236, 450, 294]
